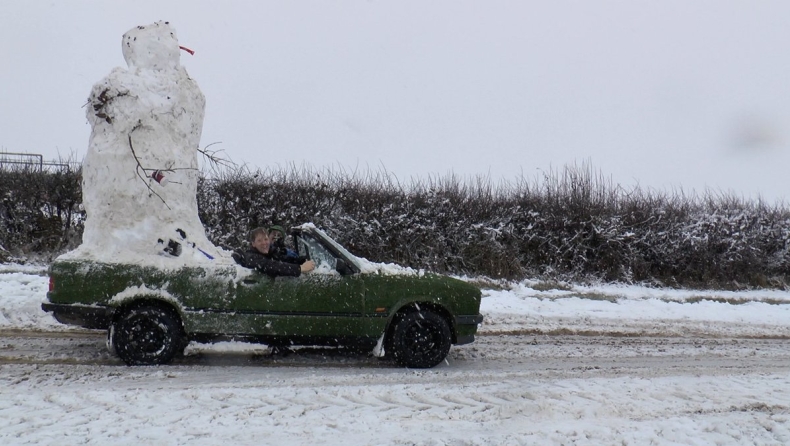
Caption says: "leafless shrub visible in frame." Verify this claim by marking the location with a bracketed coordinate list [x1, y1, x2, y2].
[4, 159, 790, 289]
[0, 154, 83, 261]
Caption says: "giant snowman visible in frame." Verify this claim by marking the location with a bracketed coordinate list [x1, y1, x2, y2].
[62, 21, 224, 266]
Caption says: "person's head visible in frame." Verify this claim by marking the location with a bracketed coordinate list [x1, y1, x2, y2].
[249, 227, 270, 254]
[268, 225, 286, 244]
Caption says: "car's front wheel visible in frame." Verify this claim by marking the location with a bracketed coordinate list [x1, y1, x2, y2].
[112, 305, 184, 366]
[389, 309, 452, 368]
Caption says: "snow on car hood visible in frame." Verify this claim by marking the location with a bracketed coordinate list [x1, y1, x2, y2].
[354, 257, 424, 276]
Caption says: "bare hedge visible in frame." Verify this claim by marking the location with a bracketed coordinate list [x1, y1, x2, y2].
[0, 165, 83, 262]
[2, 163, 789, 289]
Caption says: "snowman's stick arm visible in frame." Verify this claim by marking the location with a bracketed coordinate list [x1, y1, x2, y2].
[127, 125, 171, 210]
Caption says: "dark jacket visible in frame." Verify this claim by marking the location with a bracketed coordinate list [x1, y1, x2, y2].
[240, 247, 302, 277]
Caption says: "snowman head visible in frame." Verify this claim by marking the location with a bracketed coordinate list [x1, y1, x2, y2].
[121, 21, 182, 70]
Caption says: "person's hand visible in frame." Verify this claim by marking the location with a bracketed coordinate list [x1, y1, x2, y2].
[300, 260, 316, 273]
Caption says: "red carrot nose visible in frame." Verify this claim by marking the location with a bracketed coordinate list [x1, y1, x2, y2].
[179, 45, 195, 55]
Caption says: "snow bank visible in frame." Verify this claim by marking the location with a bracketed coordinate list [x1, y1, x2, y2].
[480, 280, 790, 337]
[0, 267, 64, 330]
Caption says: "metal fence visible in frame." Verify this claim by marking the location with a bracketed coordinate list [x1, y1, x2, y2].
[0, 152, 80, 172]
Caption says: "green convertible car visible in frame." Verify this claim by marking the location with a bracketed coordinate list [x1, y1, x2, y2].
[42, 225, 483, 368]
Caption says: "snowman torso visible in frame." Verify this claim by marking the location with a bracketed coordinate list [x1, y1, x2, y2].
[68, 21, 222, 265]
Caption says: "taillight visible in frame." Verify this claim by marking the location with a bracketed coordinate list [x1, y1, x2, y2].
[49, 276, 55, 292]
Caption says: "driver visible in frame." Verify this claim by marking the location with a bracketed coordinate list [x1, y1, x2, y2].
[240, 227, 315, 277]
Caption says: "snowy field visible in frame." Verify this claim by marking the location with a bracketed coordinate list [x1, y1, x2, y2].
[2, 264, 790, 445]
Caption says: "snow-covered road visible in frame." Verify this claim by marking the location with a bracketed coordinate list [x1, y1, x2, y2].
[1, 265, 789, 445]
[2, 331, 789, 375]
[1, 332, 789, 445]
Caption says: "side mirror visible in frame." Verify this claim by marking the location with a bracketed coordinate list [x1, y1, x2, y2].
[335, 258, 353, 276]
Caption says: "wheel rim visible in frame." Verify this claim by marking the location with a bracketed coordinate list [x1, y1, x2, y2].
[126, 315, 167, 354]
[403, 319, 442, 358]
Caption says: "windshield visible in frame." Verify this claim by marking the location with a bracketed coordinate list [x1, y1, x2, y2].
[309, 226, 362, 271]
[297, 235, 337, 271]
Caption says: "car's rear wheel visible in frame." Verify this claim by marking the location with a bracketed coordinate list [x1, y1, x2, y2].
[112, 305, 184, 366]
[389, 309, 452, 368]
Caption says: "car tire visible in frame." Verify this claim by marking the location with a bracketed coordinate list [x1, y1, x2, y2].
[389, 309, 452, 368]
[112, 305, 184, 366]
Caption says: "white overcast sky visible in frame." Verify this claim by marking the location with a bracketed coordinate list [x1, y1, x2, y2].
[2, 1, 790, 202]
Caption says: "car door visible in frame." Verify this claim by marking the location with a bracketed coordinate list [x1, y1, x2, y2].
[230, 234, 365, 337]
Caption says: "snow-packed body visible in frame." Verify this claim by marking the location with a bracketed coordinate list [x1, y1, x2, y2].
[68, 21, 220, 263]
